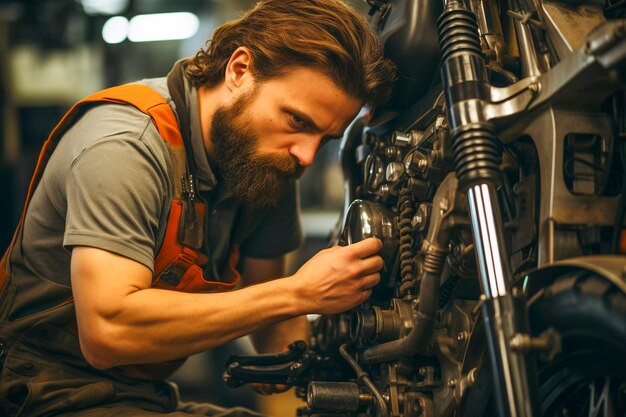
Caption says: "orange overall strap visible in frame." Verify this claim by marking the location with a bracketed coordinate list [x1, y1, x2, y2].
[0, 84, 183, 291]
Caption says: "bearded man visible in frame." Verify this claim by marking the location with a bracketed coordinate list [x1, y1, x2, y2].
[0, 0, 395, 416]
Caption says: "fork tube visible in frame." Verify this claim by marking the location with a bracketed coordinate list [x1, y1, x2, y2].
[438, 1, 538, 416]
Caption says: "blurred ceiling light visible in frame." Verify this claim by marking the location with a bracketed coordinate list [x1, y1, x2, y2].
[82, 0, 128, 15]
[102, 16, 129, 44]
[102, 12, 200, 44]
[128, 12, 200, 42]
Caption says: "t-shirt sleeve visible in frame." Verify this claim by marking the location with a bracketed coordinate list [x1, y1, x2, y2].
[63, 126, 169, 272]
[239, 180, 304, 259]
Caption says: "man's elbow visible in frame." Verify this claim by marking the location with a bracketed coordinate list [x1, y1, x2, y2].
[77, 323, 127, 369]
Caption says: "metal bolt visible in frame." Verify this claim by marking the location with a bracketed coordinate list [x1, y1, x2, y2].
[528, 82, 540, 94]
[457, 331, 468, 342]
[412, 214, 424, 230]
[379, 184, 390, 200]
[385, 146, 399, 159]
[386, 162, 405, 182]
[406, 152, 428, 177]
[418, 367, 427, 376]
[447, 378, 457, 389]
[435, 115, 447, 130]
[392, 131, 412, 147]
[413, 204, 430, 233]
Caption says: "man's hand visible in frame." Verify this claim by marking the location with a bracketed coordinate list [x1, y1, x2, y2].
[292, 237, 383, 315]
[251, 383, 290, 396]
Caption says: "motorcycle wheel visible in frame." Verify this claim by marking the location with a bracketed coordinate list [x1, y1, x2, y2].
[460, 270, 626, 417]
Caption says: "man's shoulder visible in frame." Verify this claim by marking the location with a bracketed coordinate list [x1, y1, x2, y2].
[136, 77, 172, 105]
[57, 101, 171, 173]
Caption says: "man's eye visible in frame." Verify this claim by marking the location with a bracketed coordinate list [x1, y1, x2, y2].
[290, 114, 307, 128]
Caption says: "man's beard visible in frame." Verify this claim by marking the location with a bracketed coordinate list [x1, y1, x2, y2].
[210, 90, 304, 211]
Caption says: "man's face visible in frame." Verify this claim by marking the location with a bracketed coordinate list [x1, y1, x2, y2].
[211, 67, 362, 210]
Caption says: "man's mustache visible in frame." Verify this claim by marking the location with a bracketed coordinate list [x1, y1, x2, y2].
[257, 153, 304, 178]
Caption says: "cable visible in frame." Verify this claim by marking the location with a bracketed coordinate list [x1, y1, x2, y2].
[339, 344, 389, 417]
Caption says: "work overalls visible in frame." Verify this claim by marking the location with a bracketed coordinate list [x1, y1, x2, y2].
[0, 84, 262, 417]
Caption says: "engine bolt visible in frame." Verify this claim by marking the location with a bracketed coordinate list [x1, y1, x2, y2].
[457, 331, 468, 342]
[405, 152, 428, 177]
[392, 131, 412, 147]
[435, 115, 447, 130]
[412, 214, 424, 230]
[385, 146, 399, 159]
[447, 378, 457, 389]
[378, 184, 390, 200]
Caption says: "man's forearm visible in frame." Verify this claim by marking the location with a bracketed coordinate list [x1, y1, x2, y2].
[78, 277, 303, 369]
[72, 239, 383, 370]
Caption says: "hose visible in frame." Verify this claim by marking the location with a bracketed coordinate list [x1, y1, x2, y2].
[339, 344, 389, 417]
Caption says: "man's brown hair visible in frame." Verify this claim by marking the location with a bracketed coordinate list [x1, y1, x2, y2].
[184, 0, 395, 107]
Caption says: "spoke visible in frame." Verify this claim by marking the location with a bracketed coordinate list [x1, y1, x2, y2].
[588, 377, 610, 417]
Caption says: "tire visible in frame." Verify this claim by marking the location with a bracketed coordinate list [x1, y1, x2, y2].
[460, 270, 626, 417]
[527, 270, 626, 417]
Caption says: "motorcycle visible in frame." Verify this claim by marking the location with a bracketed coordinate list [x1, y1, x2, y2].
[225, 0, 626, 416]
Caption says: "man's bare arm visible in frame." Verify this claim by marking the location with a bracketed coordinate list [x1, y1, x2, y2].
[70, 238, 382, 369]
[242, 256, 310, 354]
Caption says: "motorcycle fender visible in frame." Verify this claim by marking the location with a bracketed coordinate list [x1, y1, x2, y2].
[524, 255, 626, 298]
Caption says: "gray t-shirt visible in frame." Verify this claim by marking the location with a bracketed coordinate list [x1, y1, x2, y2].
[9, 76, 302, 319]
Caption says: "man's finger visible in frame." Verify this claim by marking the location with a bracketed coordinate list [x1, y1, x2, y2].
[360, 273, 381, 289]
[344, 237, 382, 258]
[251, 383, 290, 395]
[360, 255, 384, 275]
[359, 288, 373, 304]
[274, 384, 290, 393]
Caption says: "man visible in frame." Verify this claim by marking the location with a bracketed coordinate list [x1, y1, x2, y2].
[0, 0, 396, 415]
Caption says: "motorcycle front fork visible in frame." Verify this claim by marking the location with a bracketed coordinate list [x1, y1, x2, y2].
[438, 1, 540, 415]
[468, 185, 539, 417]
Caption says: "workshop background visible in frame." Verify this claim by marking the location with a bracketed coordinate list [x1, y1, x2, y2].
[0, 0, 370, 415]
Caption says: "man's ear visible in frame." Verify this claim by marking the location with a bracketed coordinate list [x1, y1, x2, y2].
[224, 47, 254, 92]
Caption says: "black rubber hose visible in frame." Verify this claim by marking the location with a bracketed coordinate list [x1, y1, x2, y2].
[362, 270, 439, 364]
[339, 344, 389, 417]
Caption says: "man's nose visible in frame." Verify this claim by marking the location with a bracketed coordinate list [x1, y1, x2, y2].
[288, 139, 319, 167]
